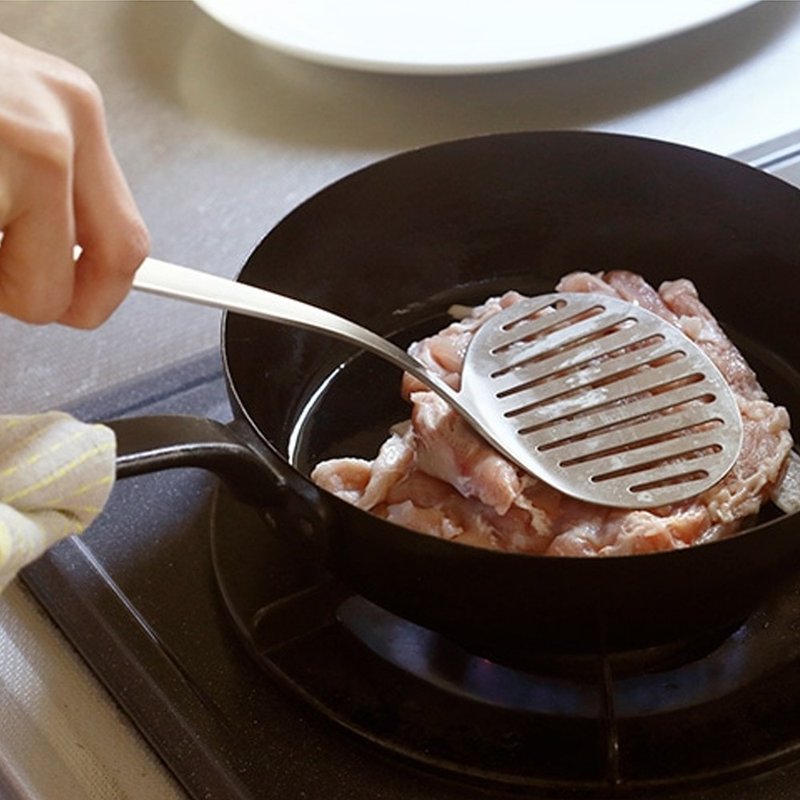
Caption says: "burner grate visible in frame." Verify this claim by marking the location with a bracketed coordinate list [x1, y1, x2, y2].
[211, 483, 800, 797]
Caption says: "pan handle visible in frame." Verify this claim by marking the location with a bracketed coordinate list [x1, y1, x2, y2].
[105, 415, 330, 554]
[108, 415, 285, 506]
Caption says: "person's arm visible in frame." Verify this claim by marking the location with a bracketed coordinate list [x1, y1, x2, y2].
[0, 32, 149, 328]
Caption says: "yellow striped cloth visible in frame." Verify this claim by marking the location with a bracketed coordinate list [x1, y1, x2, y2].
[0, 412, 116, 592]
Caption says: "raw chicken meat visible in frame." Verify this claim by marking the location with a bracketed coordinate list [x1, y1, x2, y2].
[311, 271, 793, 557]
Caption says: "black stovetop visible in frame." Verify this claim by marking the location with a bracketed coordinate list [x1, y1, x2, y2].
[20, 134, 800, 800]
[16, 348, 800, 800]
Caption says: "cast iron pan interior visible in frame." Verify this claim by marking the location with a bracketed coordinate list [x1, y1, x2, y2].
[222, 131, 800, 654]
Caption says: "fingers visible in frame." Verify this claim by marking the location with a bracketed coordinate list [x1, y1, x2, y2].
[0, 141, 77, 324]
[0, 217, 76, 325]
[0, 36, 149, 329]
[60, 83, 149, 329]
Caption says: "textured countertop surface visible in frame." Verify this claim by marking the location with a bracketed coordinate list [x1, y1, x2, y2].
[2, 1, 800, 413]
[2, 1, 800, 797]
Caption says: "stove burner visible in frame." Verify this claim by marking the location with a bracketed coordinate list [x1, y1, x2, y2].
[337, 598, 748, 718]
[210, 483, 800, 797]
[445, 625, 738, 681]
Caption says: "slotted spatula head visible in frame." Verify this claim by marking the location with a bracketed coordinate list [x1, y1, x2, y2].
[132, 260, 742, 510]
[459, 292, 743, 508]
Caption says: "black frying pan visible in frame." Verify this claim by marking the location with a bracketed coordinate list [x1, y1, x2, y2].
[111, 131, 800, 656]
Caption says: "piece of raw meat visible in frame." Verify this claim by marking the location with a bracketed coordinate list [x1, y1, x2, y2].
[311, 272, 793, 557]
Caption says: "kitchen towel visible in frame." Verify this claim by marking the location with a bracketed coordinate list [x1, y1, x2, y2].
[0, 412, 115, 593]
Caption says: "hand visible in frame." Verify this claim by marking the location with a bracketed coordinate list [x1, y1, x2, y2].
[0, 33, 149, 328]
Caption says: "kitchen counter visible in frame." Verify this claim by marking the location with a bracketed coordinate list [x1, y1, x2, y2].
[2, 0, 800, 414]
[2, 1, 800, 797]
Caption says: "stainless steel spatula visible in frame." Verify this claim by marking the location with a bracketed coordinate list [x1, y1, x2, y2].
[133, 259, 742, 508]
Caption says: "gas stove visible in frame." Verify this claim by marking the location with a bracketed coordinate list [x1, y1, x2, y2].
[20, 133, 800, 800]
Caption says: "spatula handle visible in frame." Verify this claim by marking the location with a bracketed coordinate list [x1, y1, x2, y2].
[133, 257, 456, 399]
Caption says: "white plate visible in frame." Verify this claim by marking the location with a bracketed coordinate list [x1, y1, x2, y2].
[193, 0, 757, 75]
